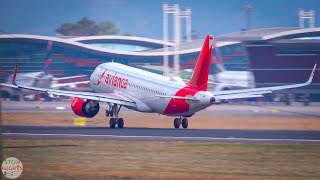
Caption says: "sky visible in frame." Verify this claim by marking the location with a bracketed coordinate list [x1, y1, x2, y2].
[0, 0, 320, 39]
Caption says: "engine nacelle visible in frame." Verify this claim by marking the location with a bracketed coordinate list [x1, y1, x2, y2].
[71, 97, 100, 118]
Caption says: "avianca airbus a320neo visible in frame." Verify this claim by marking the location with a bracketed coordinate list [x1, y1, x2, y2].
[1, 35, 317, 129]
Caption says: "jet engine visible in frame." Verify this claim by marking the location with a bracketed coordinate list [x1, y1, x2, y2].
[71, 97, 100, 118]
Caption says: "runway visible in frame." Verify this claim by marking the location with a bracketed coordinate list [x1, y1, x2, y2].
[2, 125, 320, 144]
[2, 100, 320, 117]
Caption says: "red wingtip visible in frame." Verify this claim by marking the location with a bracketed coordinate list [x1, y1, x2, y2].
[187, 35, 213, 91]
[12, 64, 18, 85]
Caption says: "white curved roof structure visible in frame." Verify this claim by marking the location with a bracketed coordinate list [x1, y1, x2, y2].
[0, 34, 238, 57]
[216, 27, 320, 41]
[263, 27, 320, 40]
[69, 35, 175, 46]
[1, 28, 320, 57]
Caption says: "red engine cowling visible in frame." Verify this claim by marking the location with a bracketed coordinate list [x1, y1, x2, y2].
[71, 97, 100, 118]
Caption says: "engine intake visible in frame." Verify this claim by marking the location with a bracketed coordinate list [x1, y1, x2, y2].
[71, 97, 100, 118]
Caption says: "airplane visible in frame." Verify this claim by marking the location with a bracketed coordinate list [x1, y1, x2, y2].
[1, 72, 89, 100]
[1, 41, 89, 100]
[1, 35, 317, 129]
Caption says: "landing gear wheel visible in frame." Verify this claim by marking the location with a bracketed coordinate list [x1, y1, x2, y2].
[174, 118, 181, 129]
[105, 110, 110, 117]
[109, 118, 116, 128]
[118, 118, 124, 128]
[110, 111, 114, 117]
[182, 118, 188, 129]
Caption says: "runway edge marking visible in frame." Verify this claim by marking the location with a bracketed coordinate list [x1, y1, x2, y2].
[2, 132, 320, 142]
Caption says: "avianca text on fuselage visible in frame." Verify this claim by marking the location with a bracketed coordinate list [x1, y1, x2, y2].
[97, 69, 128, 89]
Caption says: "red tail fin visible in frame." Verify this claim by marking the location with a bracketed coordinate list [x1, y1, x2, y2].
[187, 35, 213, 91]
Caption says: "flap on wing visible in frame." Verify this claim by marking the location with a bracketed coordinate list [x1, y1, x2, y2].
[215, 93, 263, 100]
[214, 90, 272, 96]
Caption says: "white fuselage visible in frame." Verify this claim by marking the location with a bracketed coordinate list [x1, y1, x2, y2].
[90, 63, 214, 117]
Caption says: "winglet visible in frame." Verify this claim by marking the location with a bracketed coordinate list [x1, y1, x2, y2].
[307, 64, 317, 84]
[12, 64, 18, 85]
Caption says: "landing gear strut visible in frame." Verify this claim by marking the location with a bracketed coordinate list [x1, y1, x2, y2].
[106, 104, 124, 128]
[173, 117, 188, 129]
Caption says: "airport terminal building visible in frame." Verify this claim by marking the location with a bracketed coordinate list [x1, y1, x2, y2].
[0, 27, 319, 100]
[0, 34, 247, 81]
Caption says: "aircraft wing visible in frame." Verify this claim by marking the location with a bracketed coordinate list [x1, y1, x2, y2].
[1, 65, 136, 108]
[212, 64, 317, 100]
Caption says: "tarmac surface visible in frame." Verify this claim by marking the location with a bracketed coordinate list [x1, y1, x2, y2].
[2, 125, 320, 144]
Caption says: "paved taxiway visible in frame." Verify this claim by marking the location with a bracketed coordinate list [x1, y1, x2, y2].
[2, 125, 320, 144]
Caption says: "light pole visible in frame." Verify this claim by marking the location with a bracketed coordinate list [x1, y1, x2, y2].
[299, 10, 315, 28]
[163, 3, 192, 75]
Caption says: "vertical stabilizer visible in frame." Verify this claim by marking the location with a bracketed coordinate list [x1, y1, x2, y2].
[44, 41, 53, 75]
[186, 35, 213, 91]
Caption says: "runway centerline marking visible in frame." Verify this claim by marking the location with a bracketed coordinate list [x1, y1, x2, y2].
[3, 132, 320, 142]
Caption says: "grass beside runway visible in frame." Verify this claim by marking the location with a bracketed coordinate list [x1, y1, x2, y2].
[2, 139, 320, 179]
[3, 112, 320, 130]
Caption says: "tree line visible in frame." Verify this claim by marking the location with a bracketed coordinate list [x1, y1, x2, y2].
[56, 17, 125, 36]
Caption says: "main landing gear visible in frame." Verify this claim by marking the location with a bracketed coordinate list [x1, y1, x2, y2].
[173, 117, 188, 129]
[105, 104, 124, 128]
